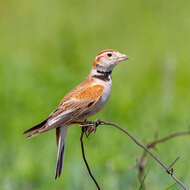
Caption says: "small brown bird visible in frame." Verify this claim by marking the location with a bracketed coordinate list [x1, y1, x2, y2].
[24, 49, 129, 179]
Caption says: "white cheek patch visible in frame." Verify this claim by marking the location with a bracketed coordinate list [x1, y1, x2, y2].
[47, 109, 73, 126]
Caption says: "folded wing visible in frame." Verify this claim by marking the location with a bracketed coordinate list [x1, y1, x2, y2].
[24, 84, 104, 138]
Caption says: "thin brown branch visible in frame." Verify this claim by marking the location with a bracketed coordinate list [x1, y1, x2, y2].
[169, 156, 180, 169]
[137, 151, 147, 189]
[100, 120, 188, 190]
[137, 129, 190, 189]
[80, 127, 101, 190]
[81, 120, 189, 190]
[147, 130, 190, 149]
[80, 120, 189, 190]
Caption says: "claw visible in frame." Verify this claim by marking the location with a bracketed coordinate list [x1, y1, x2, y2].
[81, 119, 102, 137]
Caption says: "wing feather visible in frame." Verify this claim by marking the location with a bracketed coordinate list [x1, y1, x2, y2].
[26, 84, 104, 138]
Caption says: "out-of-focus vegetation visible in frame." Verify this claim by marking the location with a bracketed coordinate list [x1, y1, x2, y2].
[1, 0, 190, 189]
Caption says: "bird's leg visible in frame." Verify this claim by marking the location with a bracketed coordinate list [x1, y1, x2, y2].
[76, 119, 102, 137]
[81, 124, 89, 138]
[87, 119, 102, 136]
[78, 120, 94, 138]
[82, 120, 90, 138]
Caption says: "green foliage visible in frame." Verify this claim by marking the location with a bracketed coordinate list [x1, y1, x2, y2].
[1, 0, 190, 189]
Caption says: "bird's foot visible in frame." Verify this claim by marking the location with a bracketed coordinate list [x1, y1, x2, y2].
[81, 119, 102, 137]
[86, 119, 102, 137]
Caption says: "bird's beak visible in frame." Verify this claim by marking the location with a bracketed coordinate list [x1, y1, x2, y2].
[118, 53, 129, 62]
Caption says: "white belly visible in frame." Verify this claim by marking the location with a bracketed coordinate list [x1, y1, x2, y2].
[95, 81, 112, 111]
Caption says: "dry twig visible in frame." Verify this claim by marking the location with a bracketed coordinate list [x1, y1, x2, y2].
[80, 127, 101, 190]
[137, 130, 190, 188]
[79, 120, 189, 190]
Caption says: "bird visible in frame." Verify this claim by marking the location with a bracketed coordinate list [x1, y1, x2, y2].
[23, 49, 129, 179]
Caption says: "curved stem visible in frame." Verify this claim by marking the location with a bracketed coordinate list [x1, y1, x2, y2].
[80, 120, 189, 190]
[99, 120, 188, 190]
[80, 128, 101, 190]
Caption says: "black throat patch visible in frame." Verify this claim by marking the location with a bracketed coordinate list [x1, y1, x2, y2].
[93, 70, 112, 81]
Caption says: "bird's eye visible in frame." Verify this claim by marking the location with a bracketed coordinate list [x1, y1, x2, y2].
[107, 53, 112, 57]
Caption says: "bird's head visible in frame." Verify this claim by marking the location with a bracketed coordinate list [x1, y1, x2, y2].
[92, 50, 129, 73]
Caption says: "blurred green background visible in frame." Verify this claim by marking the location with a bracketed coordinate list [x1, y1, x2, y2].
[1, 0, 190, 189]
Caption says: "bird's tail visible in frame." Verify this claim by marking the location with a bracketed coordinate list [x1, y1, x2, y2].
[55, 126, 68, 179]
[23, 119, 48, 135]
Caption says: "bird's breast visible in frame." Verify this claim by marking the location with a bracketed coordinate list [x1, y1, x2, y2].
[100, 80, 112, 104]
[78, 79, 112, 120]
[90, 79, 112, 115]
